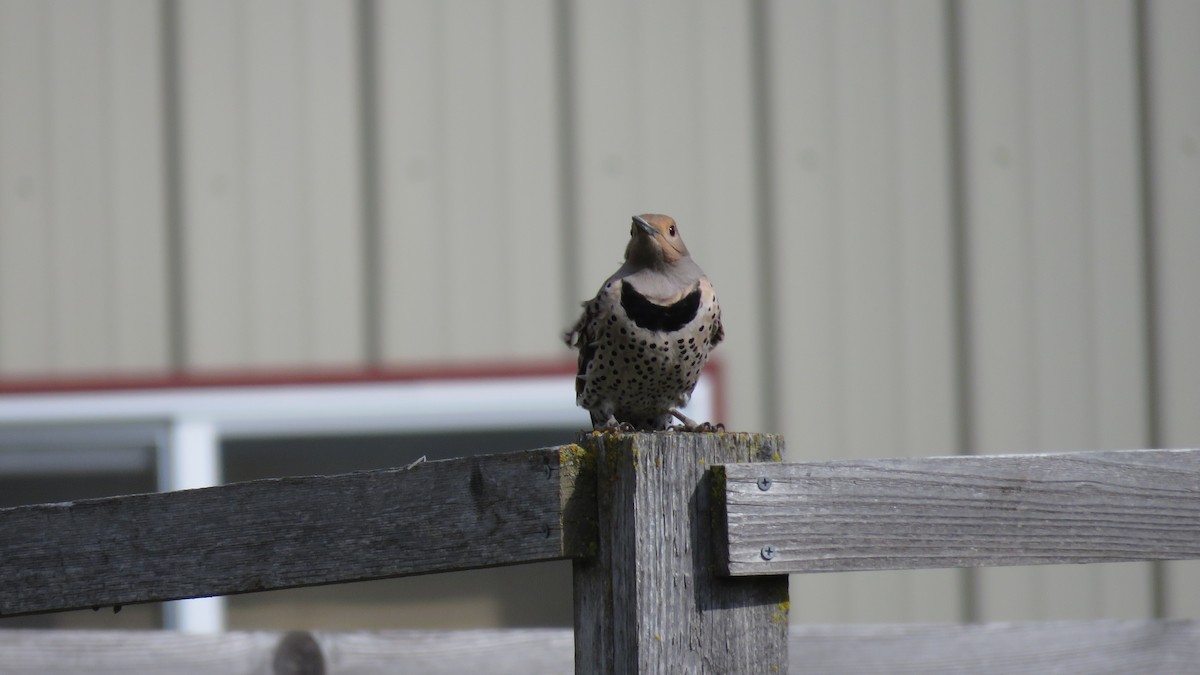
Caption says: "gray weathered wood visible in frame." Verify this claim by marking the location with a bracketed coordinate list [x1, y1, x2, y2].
[787, 619, 1200, 675]
[0, 629, 282, 675]
[4, 620, 1198, 674]
[572, 432, 789, 674]
[0, 447, 595, 617]
[717, 448, 1200, 575]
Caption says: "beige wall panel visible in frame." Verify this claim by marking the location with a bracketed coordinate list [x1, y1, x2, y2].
[1081, 0, 1156, 620]
[770, 0, 960, 623]
[894, 3, 959, 462]
[378, 0, 562, 362]
[0, 1, 55, 374]
[178, 0, 363, 369]
[691, 0, 766, 432]
[1085, 2, 1150, 453]
[962, 0, 1152, 621]
[439, 2, 509, 359]
[497, 1, 564, 357]
[766, 0, 840, 459]
[767, 0, 850, 622]
[46, 0, 113, 371]
[0, 0, 168, 376]
[302, 0, 366, 363]
[570, 0, 764, 429]
[107, 0, 169, 372]
[243, 0, 310, 366]
[177, 0, 248, 368]
[1147, 0, 1200, 620]
[571, 0, 643, 293]
[377, 1, 442, 361]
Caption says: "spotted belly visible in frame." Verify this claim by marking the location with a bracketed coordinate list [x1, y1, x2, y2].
[577, 313, 716, 428]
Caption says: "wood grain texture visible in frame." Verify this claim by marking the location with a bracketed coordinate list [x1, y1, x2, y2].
[0, 629, 280, 675]
[0, 447, 593, 617]
[573, 432, 789, 674]
[787, 619, 1200, 675]
[4, 620, 1198, 674]
[718, 448, 1200, 575]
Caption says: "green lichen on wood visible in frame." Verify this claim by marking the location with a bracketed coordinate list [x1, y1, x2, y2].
[771, 600, 791, 625]
[558, 443, 595, 472]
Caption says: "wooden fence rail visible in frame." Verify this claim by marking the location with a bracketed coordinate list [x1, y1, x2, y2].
[3, 432, 1200, 674]
[716, 448, 1200, 576]
[4, 620, 1199, 675]
[0, 447, 593, 618]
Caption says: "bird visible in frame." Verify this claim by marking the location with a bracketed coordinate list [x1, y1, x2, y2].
[564, 214, 723, 432]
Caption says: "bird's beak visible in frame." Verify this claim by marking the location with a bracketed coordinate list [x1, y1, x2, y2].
[632, 215, 656, 237]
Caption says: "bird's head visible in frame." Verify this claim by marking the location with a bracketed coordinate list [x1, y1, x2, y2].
[625, 214, 690, 268]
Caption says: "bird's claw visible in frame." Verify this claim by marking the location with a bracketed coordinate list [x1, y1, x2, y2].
[596, 417, 637, 433]
[669, 409, 724, 432]
[669, 420, 725, 433]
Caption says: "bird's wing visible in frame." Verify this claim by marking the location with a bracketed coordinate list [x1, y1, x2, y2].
[563, 302, 591, 349]
[566, 294, 605, 398]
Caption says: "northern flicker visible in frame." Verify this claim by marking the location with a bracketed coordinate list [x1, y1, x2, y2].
[564, 214, 723, 431]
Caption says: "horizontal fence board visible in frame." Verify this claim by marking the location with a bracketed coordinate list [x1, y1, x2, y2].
[0, 447, 594, 618]
[718, 448, 1200, 575]
[2, 620, 1197, 675]
[789, 619, 1200, 675]
[0, 629, 282, 675]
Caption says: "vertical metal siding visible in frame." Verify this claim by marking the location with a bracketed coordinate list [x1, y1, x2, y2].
[0, 0, 55, 374]
[376, 0, 564, 361]
[1145, 0, 1200, 620]
[108, 0, 171, 372]
[177, 0, 363, 369]
[961, 0, 1153, 620]
[768, 0, 961, 623]
[691, 0, 767, 433]
[0, 0, 168, 375]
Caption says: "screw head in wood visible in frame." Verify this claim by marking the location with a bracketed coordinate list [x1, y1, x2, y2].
[757, 477, 772, 491]
[761, 544, 776, 561]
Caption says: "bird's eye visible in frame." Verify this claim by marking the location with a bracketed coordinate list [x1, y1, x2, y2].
[630, 225, 635, 236]
[668, 226, 676, 236]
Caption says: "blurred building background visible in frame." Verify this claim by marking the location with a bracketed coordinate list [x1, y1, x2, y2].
[0, 0, 1197, 633]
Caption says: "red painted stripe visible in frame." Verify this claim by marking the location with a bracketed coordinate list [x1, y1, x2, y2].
[0, 358, 726, 423]
[0, 361, 574, 395]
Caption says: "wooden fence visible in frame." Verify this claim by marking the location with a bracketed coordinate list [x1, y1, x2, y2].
[2, 432, 1199, 673]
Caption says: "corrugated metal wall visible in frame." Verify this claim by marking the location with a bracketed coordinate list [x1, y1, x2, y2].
[0, 0, 1197, 625]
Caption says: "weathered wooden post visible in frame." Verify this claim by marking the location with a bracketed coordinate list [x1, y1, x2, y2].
[572, 432, 789, 674]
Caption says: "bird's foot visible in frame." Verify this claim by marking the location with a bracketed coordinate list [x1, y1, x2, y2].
[597, 416, 637, 433]
[669, 410, 725, 432]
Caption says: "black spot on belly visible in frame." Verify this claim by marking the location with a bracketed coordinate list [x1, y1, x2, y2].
[621, 282, 702, 333]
